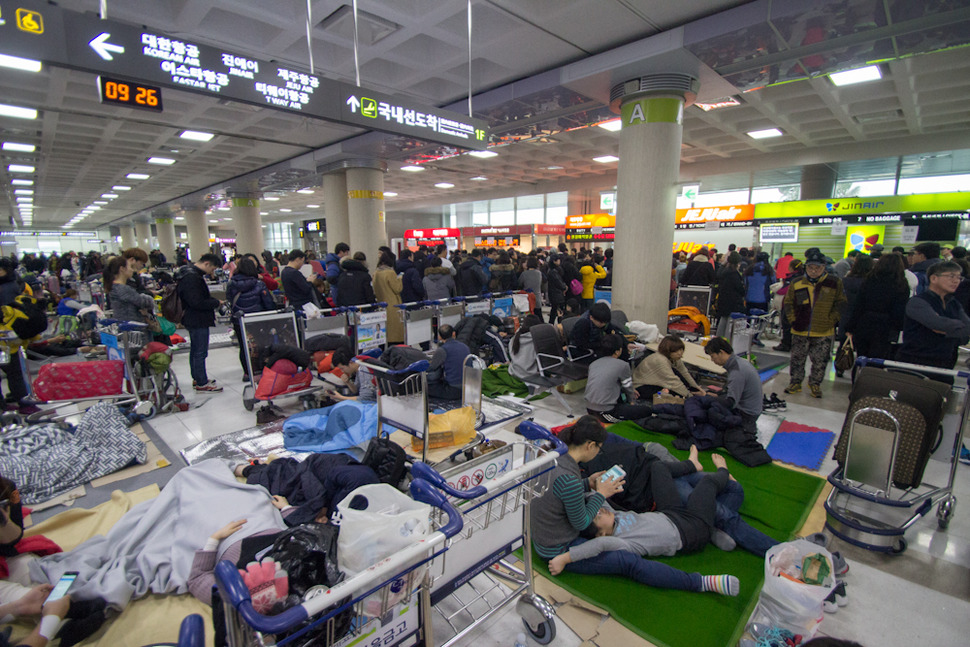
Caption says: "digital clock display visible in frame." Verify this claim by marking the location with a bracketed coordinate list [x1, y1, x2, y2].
[97, 76, 163, 112]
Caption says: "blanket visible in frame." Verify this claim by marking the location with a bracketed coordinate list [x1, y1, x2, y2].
[0, 402, 147, 504]
[29, 459, 287, 609]
[481, 364, 530, 398]
[282, 400, 379, 454]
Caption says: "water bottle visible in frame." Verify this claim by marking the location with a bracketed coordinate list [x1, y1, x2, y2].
[514, 632, 528, 647]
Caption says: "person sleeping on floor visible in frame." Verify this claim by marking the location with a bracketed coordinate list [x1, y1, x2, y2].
[530, 416, 739, 596]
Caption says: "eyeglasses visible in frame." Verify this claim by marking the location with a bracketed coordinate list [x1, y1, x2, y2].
[935, 273, 962, 280]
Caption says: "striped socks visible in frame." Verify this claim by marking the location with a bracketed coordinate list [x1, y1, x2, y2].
[701, 574, 740, 596]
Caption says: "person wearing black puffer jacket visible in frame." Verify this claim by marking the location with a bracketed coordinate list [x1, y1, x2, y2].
[395, 249, 426, 303]
[335, 254, 376, 307]
[227, 258, 275, 381]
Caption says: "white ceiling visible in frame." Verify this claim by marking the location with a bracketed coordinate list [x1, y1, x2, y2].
[1, 0, 969, 234]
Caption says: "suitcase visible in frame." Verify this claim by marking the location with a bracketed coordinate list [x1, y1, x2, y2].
[254, 366, 312, 400]
[835, 366, 950, 488]
[32, 360, 125, 401]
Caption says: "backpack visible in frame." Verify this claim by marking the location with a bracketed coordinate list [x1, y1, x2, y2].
[913, 270, 928, 296]
[159, 283, 184, 324]
[361, 436, 409, 487]
[0, 294, 48, 340]
[569, 278, 583, 295]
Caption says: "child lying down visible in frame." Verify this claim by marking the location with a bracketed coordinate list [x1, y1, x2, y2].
[549, 453, 738, 597]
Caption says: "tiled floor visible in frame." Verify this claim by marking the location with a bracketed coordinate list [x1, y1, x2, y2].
[141, 337, 970, 646]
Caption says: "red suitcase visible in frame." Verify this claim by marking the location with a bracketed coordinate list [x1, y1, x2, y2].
[32, 360, 126, 402]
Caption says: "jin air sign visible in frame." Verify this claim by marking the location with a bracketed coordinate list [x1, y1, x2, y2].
[0, 0, 489, 150]
[754, 192, 970, 220]
[675, 204, 753, 229]
[565, 214, 615, 242]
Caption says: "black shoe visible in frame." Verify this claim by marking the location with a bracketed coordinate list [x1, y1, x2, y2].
[768, 393, 787, 410]
[763, 395, 775, 411]
[773, 344, 791, 352]
[242, 374, 251, 383]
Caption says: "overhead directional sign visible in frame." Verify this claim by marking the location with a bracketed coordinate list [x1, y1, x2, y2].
[0, 0, 489, 150]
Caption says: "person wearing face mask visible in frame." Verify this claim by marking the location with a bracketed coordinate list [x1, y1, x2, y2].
[783, 252, 846, 399]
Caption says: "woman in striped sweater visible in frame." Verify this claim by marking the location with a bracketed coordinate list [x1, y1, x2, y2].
[529, 416, 738, 595]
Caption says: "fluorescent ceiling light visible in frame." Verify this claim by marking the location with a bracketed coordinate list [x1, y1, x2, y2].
[259, 211, 268, 215]
[470, 176, 487, 181]
[0, 54, 42, 73]
[280, 208, 292, 212]
[175, 217, 184, 221]
[545, 165, 564, 170]
[86, 205, 101, 210]
[217, 207, 230, 211]
[597, 119, 622, 132]
[593, 155, 619, 163]
[16, 197, 32, 203]
[264, 196, 280, 201]
[400, 165, 424, 172]
[126, 173, 150, 180]
[93, 201, 108, 205]
[7, 164, 35, 173]
[434, 182, 455, 189]
[468, 150, 498, 158]
[11, 179, 33, 186]
[381, 193, 397, 198]
[102, 193, 118, 199]
[2, 142, 35, 152]
[829, 65, 882, 86]
[209, 219, 218, 223]
[747, 128, 783, 139]
[14, 189, 32, 195]
[0, 104, 37, 120]
[695, 97, 742, 112]
[306, 204, 320, 208]
[296, 189, 315, 194]
[112, 185, 131, 191]
[147, 157, 176, 165]
[179, 130, 215, 141]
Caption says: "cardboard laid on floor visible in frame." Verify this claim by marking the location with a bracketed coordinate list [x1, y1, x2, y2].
[646, 340, 725, 375]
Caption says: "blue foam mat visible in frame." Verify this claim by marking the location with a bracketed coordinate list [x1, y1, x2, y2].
[766, 424, 836, 471]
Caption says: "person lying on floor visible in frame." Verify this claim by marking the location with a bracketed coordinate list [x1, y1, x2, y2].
[579, 434, 778, 556]
[547, 452, 739, 598]
[530, 416, 739, 596]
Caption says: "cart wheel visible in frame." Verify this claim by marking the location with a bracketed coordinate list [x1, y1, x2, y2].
[889, 537, 908, 555]
[937, 496, 956, 530]
[522, 618, 556, 645]
[243, 398, 255, 412]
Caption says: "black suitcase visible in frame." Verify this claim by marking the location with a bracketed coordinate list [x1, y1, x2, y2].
[835, 366, 950, 488]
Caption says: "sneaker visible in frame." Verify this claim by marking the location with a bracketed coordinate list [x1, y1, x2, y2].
[831, 550, 849, 576]
[768, 393, 787, 410]
[763, 395, 775, 411]
[242, 374, 251, 383]
[193, 381, 224, 393]
[809, 384, 822, 398]
[784, 383, 802, 394]
[823, 581, 848, 613]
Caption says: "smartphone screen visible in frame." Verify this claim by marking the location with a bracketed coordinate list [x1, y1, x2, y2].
[45, 572, 79, 603]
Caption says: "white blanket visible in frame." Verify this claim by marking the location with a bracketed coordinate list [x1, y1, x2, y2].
[30, 459, 286, 609]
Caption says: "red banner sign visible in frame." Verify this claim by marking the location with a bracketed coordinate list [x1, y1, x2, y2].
[404, 228, 461, 239]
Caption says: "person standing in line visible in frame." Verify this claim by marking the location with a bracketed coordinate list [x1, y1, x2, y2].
[519, 257, 545, 321]
[323, 242, 350, 303]
[783, 253, 846, 398]
[831, 250, 859, 279]
[395, 248, 425, 304]
[545, 254, 568, 324]
[226, 258, 275, 382]
[280, 250, 319, 311]
[373, 251, 404, 344]
[423, 256, 456, 301]
[714, 252, 745, 338]
[896, 261, 970, 371]
[178, 253, 225, 392]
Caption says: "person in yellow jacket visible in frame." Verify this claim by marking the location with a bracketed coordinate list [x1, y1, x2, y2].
[579, 254, 607, 310]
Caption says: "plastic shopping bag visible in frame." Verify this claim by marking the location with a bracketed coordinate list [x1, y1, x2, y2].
[749, 539, 836, 638]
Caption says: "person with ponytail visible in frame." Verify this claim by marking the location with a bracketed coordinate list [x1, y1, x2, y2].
[509, 315, 543, 380]
[530, 416, 739, 595]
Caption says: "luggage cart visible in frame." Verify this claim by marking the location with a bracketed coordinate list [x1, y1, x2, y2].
[214, 478, 463, 647]
[435, 299, 465, 333]
[726, 309, 770, 361]
[346, 303, 388, 354]
[301, 307, 351, 344]
[397, 301, 437, 348]
[824, 357, 968, 554]
[240, 310, 322, 412]
[676, 285, 713, 318]
[410, 421, 567, 647]
[462, 295, 492, 318]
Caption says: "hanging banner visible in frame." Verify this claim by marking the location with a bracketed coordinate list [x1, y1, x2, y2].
[844, 225, 885, 256]
[565, 214, 615, 242]
[674, 204, 754, 229]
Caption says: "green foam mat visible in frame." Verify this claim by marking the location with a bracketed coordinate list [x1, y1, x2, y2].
[530, 421, 825, 647]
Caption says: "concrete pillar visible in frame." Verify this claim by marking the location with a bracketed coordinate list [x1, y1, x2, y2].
[183, 208, 210, 262]
[323, 172, 350, 254]
[154, 215, 177, 263]
[230, 194, 264, 257]
[612, 75, 696, 328]
[800, 163, 838, 200]
[346, 166, 387, 263]
[119, 224, 136, 250]
[134, 222, 152, 250]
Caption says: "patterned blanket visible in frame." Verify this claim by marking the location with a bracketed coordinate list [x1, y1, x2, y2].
[0, 402, 147, 504]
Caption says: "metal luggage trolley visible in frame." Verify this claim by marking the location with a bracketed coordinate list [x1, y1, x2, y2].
[239, 310, 323, 412]
[825, 357, 969, 554]
[410, 421, 567, 646]
[726, 309, 770, 360]
[676, 285, 713, 317]
[302, 307, 351, 344]
[396, 301, 437, 348]
[214, 479, 463, 647]
[434, 298, 465, 333]
[346, 303, 388, 354]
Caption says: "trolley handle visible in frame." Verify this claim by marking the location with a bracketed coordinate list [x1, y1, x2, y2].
[98, 318, 149, 332]
[857, 356, 970, 384]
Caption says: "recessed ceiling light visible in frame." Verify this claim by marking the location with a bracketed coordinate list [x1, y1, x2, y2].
[217, 207, 230, 211]
[16, 197, 32, 203]
[175, 217, 184, 221]
[401, 165, 424, 172]
[695, 97, 742, 111]
[86, 205, 101, 210]
[280, 208, 292, 212]
[259, 211, 268, 215]
[2, 142, 35, 152]
[0, 104, 37, 120]
[7, 164, 35, 173]
[593, 155, 619, 163]
[147, 157, 176, 165]
[747, 128, 783, 139]
[112, 185, 131, 191]
[434, 182, 455, 189]
[382, 193, 398, 198]
[297, 189, 315, 195]
[545, 165, 564, 170]
[0, 54, 42, 73]
[208, 219, 218, 223]
[126, 173, 150, 180]
[468, 150, 498, 158]
[470, 176, 487, 181]
[93, 201, 108, 205]
[597, 119, 622, 132]
[11, 179, 33, 186]
[264, 196, 280, 201]
[829, 65, 882, 87]
[14, 189, 32, 195]
[179, 130, 215, 141]
[306, 204, 320, 208]
[102, 193, 118, 199]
